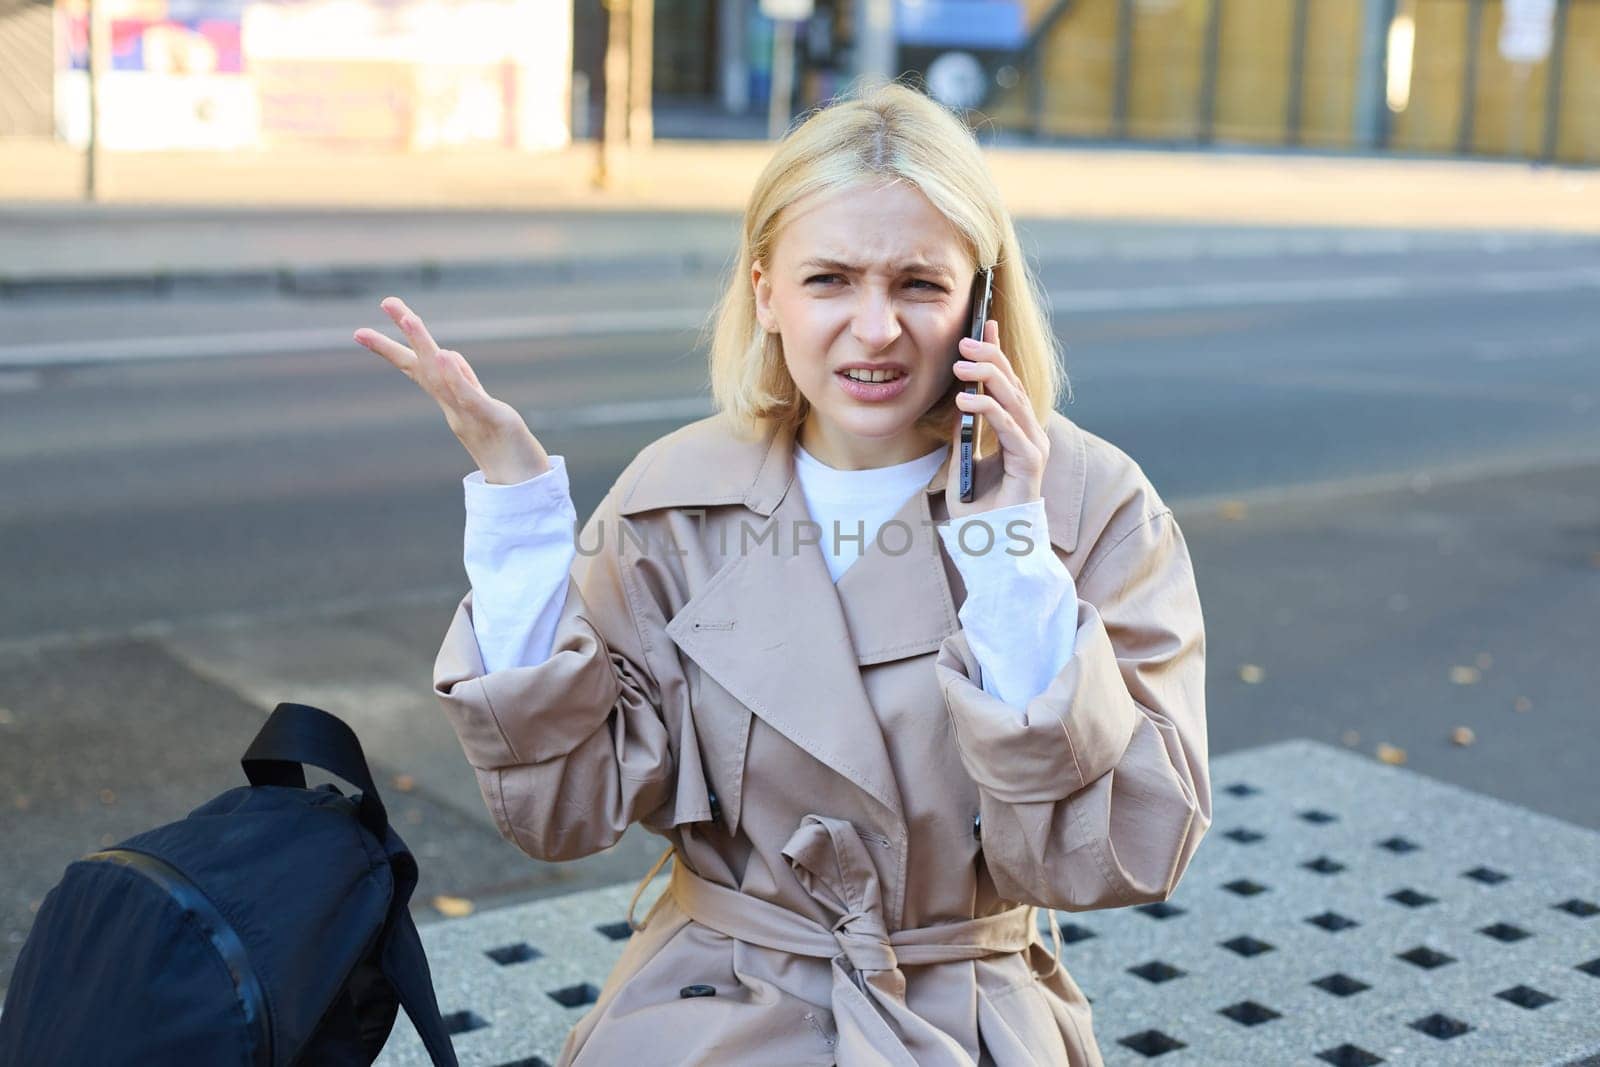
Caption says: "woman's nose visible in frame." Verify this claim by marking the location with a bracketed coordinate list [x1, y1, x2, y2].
[851, 289, 903, 350]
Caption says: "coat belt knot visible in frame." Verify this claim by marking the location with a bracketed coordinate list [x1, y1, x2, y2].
[830, 908, 897, 974]
[658, 813, 1044, 1066]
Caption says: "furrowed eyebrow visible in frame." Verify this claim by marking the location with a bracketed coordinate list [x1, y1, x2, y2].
[799, 257, 956, 282]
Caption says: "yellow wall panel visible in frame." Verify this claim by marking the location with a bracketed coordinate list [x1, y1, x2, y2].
[1554, 0, 1600, 163]
[1127, 0, 1211, 139]
[1299, 0, 1362, 147]
[1213, 0, 1295, 145]
[1038, 0, 1120, 137]
[1390, 0, 1469, 153]
[1468, 0, 1552, 157]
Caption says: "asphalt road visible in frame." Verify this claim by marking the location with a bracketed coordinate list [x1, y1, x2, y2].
[1, 220, 1597, 996]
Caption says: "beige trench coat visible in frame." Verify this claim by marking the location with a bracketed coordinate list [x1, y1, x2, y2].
[433, 410, 1211, 1066]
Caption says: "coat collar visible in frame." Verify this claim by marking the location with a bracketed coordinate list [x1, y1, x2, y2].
[632, 411, 1090, 823]
[619, 410, 1088, 554]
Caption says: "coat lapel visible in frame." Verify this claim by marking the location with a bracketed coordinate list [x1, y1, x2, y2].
[626, 410, 1091, 822]
[652, 420, 906, 820]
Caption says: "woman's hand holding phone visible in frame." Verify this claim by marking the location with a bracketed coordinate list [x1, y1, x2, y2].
[354, 296, 551, 485]
[944, 317, 1051, 521]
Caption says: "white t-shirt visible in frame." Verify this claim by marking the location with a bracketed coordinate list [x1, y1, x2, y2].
[460, 448, 1079, 714]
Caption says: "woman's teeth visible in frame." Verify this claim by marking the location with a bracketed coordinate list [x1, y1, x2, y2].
[841, 369, 904, 383]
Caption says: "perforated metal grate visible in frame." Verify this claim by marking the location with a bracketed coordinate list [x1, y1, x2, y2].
[376, 740, 1600, 1067]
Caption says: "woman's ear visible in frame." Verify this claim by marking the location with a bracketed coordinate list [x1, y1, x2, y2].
[751, 260, 778, 334]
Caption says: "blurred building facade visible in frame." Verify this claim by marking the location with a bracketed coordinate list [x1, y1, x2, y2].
[4, 0, 572, 149]
[2, 0, 1595, 163]
[635, 0, 1596, 163]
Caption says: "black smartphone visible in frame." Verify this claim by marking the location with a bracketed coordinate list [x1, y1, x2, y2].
[959, 266, 994, 502]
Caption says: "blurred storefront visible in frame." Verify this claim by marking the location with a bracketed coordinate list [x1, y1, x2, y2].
[971, 0, 1598, 164]
[51, 0, 572, 150]
[638, 0, 1596, 163]
[8, 0, 1596, 161]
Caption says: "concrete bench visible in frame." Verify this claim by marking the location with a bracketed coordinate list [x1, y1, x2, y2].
[376, 740, 1600, 1067]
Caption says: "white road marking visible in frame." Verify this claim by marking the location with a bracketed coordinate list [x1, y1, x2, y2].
[1, 266, 1596, 368]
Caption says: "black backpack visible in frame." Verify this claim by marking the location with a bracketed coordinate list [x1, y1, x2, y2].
[0, 702, 461, 1067]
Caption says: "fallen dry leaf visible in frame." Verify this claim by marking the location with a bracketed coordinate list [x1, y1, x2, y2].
[1449, 666, 1480, 685]
[392, 774, 416, 792]
[99, 789, 116, 806]
[1238, 664, 1265, 684]
[1513, 696, 1533, 713]
[1219, 501, 1248, 521]
[1375, 743, 1407, 765]
[432, 895, 475, 918]
[1451, 726, 1475, 746]
[1590, 551, 1600, 568]
[1342, 730, 1360, 747]
[1474, 652, 1492, 670]
[404, 808, 423, 825]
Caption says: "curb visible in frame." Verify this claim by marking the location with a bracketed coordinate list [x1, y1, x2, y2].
[0, 248, 738, 301]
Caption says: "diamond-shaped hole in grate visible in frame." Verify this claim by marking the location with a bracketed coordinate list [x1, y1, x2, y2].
[1127, 960, 1185, 984]
[1387, 888, 1437, 908]
[1135, 902, 1186, 920]
[1219, 1000, 1280, 1026]
[1059, 921, 1097, 944]
[1463, 865, 1509, 884]
[1312, 973, 1370, 997]
[1496, 984, 1556, 1009]
[1397, 946, 1456, 969]
[1317, 1044, 1384, 1066]
[1410, 1013, 1471, 1040]
[1223, 878, 1267, 897]
[594, 920, 634, 941]
[1479, 922, 1530, 943]
[547, 982, 601, 1008]
[1223, 828, 1265, 844]
[1118, 1029, 1187, 1057]
[1223, 782, 1259, 797]
[1307, 911, 1359, 932]
[1378, 836, 1421, 854]
[493, 1058, 552, 1067]
[442, 1010, 489, 1036]
[484, 942, 543, 966]
[1554, 898, 1599, 917]
[1577, 958, 1600, 978]
[1299, 809, 1338, 824]
[1221, 935, 1274, 958]
[1303, 855, 1345, 875]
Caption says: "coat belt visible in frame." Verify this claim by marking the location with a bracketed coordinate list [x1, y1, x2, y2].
[629, 814, 1061, 1067]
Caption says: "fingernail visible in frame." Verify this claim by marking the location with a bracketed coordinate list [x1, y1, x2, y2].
[959, 338, 975, 349]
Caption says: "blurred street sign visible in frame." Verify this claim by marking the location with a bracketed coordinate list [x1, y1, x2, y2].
[761, 0, 814, 20]
[1498, 0, 1555, 63]
[894, 0, 1025, 50]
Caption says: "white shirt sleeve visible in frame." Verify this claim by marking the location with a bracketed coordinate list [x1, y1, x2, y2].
[461, 455, 578, 674]
[936, 497, 1079, 715]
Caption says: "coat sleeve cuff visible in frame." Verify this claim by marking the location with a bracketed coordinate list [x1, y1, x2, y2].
[935, 596, 1143, 805]
[935, 498, 1078, 711]
[433, 582, 626, 770]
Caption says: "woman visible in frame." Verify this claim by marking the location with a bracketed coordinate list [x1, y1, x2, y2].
[353, 81, 1209, 1067]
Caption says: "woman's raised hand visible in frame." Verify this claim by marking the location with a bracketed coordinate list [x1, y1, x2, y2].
[354, 296, 551, 485]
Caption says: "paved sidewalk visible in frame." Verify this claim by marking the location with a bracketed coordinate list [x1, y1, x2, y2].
[3, 137, 1597, 293]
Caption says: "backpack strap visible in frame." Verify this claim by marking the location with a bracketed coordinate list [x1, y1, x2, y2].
[381, 912, 461, 1067]
[241, 702, 388, 838]
[244, 703, 461, 1065]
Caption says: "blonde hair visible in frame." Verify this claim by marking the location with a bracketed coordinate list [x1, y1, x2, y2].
[704, 78, 1068, 457]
